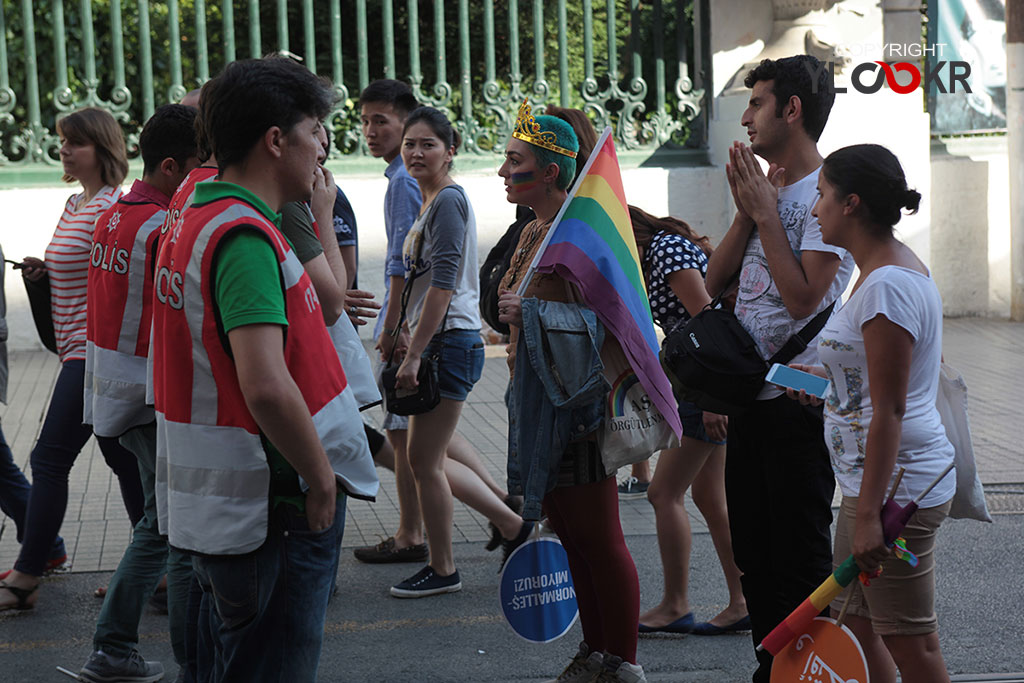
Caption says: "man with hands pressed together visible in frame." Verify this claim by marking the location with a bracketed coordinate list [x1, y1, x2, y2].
[703, 55, 854, 683]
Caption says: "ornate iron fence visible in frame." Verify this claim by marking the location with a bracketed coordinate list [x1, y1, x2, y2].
[0, 0, 708, 168]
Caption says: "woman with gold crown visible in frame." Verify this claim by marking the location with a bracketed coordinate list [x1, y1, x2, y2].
[496, 101, 646, 683]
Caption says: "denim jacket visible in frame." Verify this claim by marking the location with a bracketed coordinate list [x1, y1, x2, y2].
[507, 298, 608, 520]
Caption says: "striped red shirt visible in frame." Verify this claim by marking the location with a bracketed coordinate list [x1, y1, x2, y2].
[45, 186, 122, 362]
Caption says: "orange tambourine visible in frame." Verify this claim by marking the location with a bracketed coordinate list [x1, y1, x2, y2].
[770, 616, 869, 683]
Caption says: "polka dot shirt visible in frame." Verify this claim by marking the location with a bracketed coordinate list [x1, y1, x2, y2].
[642, 230, 709, 334]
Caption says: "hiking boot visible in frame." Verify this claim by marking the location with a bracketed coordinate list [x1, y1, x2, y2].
[499, 521, 535, 572]
[353, 536, 428, 564]
[390, 565, 462, 598]
[593, 654, 647, 683]
[616, 477, 649, 500]
[79, 649, 164, 683]
[544, 641, 605, 682]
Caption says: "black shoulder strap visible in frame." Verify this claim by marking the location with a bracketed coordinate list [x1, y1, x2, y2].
[767, 301, 836, 367]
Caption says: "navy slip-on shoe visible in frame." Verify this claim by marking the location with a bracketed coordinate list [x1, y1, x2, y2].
[691, 614, 752, 636]
[638, 611, 695, 634]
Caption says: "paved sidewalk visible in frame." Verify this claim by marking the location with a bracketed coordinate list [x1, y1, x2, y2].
[1, 319, 1022, 682]
[1, 318, 1022, 573]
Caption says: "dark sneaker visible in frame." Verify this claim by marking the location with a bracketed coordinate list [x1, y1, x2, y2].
[499, 521, 535, 572]
[617, 477, 650, 500]
[486, 495, 524, 552]
[390, 566, 462, 598]
[353, 536, 428, 564]
[544, 641, 605, 682]
[80, 649, 164, 683]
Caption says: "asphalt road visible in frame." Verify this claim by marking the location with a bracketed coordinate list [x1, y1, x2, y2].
[1, 513, 1021, 682]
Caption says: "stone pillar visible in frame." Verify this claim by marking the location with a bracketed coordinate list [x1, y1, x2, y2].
[881, 0, 925, 61]
[1008, 0, 1024, 320]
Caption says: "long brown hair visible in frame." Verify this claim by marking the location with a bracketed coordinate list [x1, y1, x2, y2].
[56, 107, 129, 188]
[628, 205, 713, 258]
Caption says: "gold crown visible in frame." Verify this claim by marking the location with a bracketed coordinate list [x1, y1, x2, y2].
[511, 98, 577, 159]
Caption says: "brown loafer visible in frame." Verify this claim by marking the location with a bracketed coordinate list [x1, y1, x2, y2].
[353, 536, 428, 564]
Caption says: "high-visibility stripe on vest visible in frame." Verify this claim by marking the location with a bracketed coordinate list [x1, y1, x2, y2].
[84, 194, 165, 437]
[146, 165, 218, 407]
[152, 193, 378, 555]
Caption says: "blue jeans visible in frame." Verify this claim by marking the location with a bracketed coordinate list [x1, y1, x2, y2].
[14, 360, 144, 576]
[93, 423, 194, 666]
[192, 499, 346, 683]
[425, 329, 484, 401]
[0, 423, 65, 560]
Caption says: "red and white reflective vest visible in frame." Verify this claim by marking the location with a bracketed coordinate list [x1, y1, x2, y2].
[151, 186, 378, 555]
[85, 180, 168, 437]
[146, 165, 219, 407]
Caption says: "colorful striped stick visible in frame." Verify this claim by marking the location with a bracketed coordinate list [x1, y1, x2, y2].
[757, 462, 954, 656]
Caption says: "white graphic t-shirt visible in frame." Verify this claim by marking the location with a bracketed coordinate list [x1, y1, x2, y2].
[817, 266, 954, 508]
[733, 167, 856, 400]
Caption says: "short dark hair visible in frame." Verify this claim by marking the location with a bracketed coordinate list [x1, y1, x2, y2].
[139, 104, 198, 175]
[822, 144, 921, 235]
[359, 80, 418, 118]
[744, 55, 835, 141]
[201, 58, 336, 170]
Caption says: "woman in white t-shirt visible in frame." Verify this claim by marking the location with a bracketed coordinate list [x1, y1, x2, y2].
[795, 144, 952, 683]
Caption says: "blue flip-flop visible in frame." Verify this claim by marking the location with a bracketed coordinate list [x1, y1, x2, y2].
[638, 612, 695, 634]
[691, 615, 751, 636]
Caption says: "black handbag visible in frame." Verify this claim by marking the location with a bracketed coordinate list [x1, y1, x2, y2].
[660, 283, 835, 416]
[380, 189, 460, 416]
[23, 271, 58, 355]
[381, 267, 448, 416]
[381, 351, 441, 416]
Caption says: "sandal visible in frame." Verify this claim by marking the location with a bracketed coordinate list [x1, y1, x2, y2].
[0, 580, 39, 611]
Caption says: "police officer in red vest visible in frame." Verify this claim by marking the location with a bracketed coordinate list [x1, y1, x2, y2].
[81, 104, 198, 683]
[150, 58, 378, 682]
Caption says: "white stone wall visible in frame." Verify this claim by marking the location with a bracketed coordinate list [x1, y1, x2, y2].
[931, 138, 1011, 317]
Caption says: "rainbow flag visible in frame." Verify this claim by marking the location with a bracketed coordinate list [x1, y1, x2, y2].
[521, 127, 682, 438]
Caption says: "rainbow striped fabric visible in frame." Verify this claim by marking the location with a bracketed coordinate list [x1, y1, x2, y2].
[533, 128, 682, 438]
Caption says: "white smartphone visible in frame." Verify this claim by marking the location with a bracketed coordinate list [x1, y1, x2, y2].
[765, 363, 830, 398]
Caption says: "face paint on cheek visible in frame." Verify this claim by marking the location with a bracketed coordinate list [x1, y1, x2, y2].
[510, 171, 539, 192]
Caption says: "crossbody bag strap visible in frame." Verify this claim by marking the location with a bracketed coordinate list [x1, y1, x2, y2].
[386, 186, 463, 367]
[766, 300, 836, 368]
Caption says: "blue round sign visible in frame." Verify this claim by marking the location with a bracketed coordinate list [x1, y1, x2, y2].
[499, 536, 578, 643]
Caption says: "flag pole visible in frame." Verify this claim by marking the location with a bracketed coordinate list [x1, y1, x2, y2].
[515, 126, 615, 297]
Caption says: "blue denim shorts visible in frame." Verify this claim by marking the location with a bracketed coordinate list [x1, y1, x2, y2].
[678, 399, 725, 445]
[424, 329, 484, 401]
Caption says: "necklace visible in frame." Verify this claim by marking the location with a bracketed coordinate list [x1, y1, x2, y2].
[504, 218, 552, 290]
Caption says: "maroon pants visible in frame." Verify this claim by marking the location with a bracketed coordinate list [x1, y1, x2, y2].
[544, 476, 640, 664]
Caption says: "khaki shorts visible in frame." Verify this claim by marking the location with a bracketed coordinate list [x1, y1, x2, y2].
[830, 495, 950, 636]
